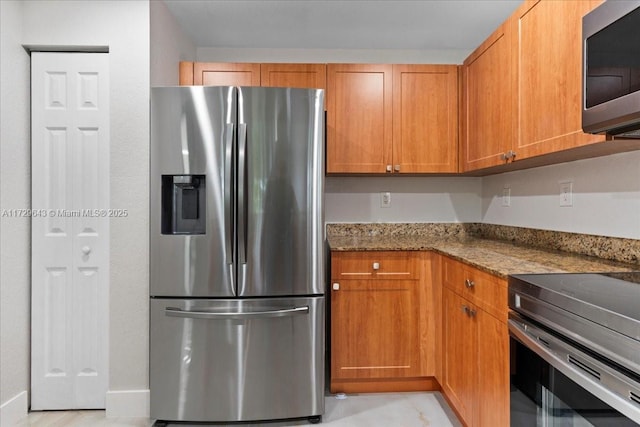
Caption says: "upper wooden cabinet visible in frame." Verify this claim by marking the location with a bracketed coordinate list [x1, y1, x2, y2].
[326, 64, 393, 174]
[327, 63, 458, 174]
[179, 62, 325, 90]
[513, 0, 605, 159]
[191, 62, 261, 86]
[461, 20, 515, 172]
[260, 63, 326, 90]
[461, 0, 609, 173]
[393, 65, 458, 173]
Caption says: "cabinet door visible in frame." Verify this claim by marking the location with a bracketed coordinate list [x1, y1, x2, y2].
[193, 62, 260, 86]
[461, 20, 515, 172]
[260, 63, 326, 90]
[514, 0, 605, 159]
[393, 65, 458, 173]
[326, 64, 393, 173]
[442, 289, 476, 426]
[331, 278, 421, 380]
[476, 309, 510, 427]
[330, 251, 423, 384]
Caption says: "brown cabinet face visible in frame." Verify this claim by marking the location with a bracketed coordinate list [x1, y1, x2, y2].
[326, 64, 458, 174]
[461, 21, 515, 172]
[476, 307, 510, 427]
[190, 62, 261, 86]
[331, 278, 421, 380]
[326, 64, 393, 174]
[393, 65, 458, 173]
[330, 251, 435, 393]
[440, 256, 509, 427]
[461, 0, 610, 174]
[442, 288, 476, 425]
[514, 0, 605, 159]
[260, 63, 326, 90]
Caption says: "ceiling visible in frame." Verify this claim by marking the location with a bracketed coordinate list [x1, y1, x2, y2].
[163, 0, 522, 51]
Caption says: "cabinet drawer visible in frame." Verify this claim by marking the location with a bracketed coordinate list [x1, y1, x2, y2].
[331, 251, 420, 280]
[442, 256, 507, 320]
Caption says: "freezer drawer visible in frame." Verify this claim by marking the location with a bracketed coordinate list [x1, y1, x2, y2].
[150, 297, 325, 422]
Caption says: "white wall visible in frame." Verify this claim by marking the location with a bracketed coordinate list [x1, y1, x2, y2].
[482, 151, 640, 239]
[326, 177, 482, 223]
[0, 1, 31, 424]
[196, 47, 470, 64]
[20, 0, 151, 416]
[151, 0, 196, 86]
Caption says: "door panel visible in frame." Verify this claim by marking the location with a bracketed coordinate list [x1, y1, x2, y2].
[31, 52, 109, 409]
[194, 62, 260, 86]
[237, 87, 324, 297]
[150, 86, 236, 297]
[150, 297, 324, 422]
[331, 279, 421, 379]
[326, 64, 393, 173]
[442, 289, 475, 425]
[393, 65, 458, 173]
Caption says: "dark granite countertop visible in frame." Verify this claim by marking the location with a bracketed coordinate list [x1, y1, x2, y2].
[327, 224, 639, 279]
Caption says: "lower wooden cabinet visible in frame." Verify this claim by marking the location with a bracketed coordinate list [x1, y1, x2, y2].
[330, 251, 437, 393]
[329, 251, 509, 425]
[442, 288, 476, 423]
[440, 256, 509, 427]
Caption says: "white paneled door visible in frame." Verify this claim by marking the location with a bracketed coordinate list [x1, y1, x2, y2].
[31, 52, 109, 410]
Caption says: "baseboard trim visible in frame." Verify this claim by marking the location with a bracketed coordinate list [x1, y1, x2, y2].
[105, 389, 149, 418]
[330, 377, 441, 394]
[0, 391, 28, 426]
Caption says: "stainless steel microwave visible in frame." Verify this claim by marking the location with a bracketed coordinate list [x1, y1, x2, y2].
[583, 0, 640, 137]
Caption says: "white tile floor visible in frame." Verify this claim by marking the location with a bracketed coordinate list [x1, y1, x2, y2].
[20, 392, 461, 427]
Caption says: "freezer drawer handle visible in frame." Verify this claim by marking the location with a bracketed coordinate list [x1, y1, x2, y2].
[164, 305, 309, 320]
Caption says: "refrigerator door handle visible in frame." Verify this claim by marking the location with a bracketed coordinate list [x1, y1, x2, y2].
[164, 305, 309, 319]
[237, 122, 248, 265]
[224, 122, 234, 265]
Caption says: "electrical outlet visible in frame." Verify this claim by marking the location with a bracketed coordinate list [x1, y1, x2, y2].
[502, 186, 511, 207]
[560, 181, 573, 207]
[380, 192, 391, 208]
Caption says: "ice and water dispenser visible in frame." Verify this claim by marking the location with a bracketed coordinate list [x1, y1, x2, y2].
[161, 175, 206, 235]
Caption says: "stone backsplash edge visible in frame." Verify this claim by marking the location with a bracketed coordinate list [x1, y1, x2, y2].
[325, 223, 640, 265]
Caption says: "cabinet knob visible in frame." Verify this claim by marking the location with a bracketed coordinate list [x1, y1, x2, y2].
[332, 282, 340, 291]
[82, 246, 92, 255]
[464, 279, 475, 288]
[394, 164, 401, 172]
[372, 262, 380, 270]
[461, 304, 477, 317]
[501, 150, 516, 161]
[386, 165, 393, 173]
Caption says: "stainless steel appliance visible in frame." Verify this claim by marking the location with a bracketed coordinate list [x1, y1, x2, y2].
[582, 0, 640, 137]
[149, 86, 325, 423]
[509, 272, 640, 425]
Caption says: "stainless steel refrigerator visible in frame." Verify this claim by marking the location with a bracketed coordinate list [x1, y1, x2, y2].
[149, 86, 325, 423]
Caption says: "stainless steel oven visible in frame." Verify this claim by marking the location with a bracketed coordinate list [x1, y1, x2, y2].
[508, 273, 640, 426]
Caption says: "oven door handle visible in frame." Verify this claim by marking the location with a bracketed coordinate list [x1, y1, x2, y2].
[509, 319, 640, 422]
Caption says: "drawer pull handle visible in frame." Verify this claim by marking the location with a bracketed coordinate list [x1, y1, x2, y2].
[465, 279, 475, 288]
[372, 262, 380, 270]
[332, 282, 340, 291]
[461, 304, 477, 317]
